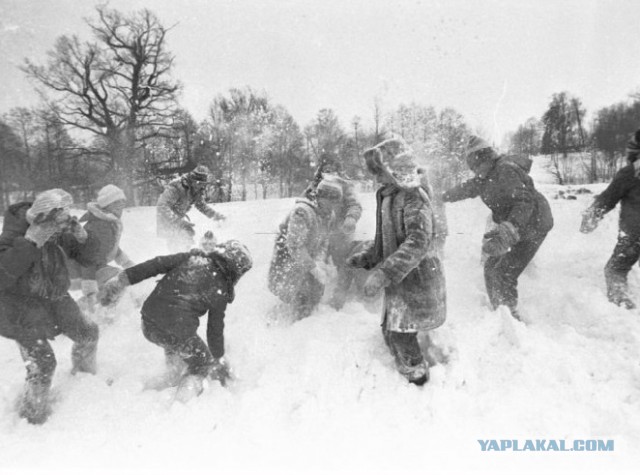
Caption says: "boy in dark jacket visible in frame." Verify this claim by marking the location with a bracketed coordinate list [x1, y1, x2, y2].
[443, 136, 554, 321]
[100, 238, 252, 397]
[0, 189, 99, 424]
[581, 129, 640, 308]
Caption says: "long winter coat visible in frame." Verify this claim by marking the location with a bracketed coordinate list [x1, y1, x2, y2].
[156, 178, 223, 238]
[358, 185, 447, 332]
[124, 252, 238, 358]
[71, 203, 133, 280]
[443, 155, 553, 240]
[589, 163, 640, 237]
[0, 202, 91, 340]
[268, 198, 332, 302]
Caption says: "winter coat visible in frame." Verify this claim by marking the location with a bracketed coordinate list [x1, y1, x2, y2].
[329, 174, 362, 225]
[443, 155, 554, 240]
[156, 178, 223, 238]
[589, 164, 640, 237]
[0, 202, 91, 340]
[268, 198, 332, 302]
[71, 203, 133, 280]
[358, 185, 447, 333]
[124, 252, 238, 358]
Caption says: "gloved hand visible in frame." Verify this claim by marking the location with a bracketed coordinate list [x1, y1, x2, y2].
[209, 357, 233, 386]
[180, 220, 196, 236]
[364, 268, 389, 297]
[580, 206, 602, 234]
[482, 221, 520, 257]
[341, 216, 357, 234]
[346, 251, 369, 269]
[66, 217, 88, 243]
[99, 271, 131, 306]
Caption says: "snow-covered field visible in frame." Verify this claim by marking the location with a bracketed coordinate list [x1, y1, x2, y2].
[1, 170, 639, 474]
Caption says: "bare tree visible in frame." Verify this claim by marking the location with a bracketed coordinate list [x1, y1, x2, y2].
[22, 5, 181, 194]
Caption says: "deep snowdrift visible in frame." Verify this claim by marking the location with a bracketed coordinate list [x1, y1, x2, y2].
[1, 177, 639, 475]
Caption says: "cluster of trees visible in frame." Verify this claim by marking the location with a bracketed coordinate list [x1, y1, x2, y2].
[505, 91, 640, 184]
[0, 5, 473, 212]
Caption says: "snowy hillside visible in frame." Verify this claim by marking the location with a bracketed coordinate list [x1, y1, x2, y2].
[1, 186, 639, 475]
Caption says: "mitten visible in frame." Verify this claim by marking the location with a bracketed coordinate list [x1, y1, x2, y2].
[341, 216, 357, 234]
[364, 268, 389, 297]
[66, 217, 88, 243]
[99, 271, 130, 306]
[580, 206, 603, 234]
[482, 221, 520, 257]
[346, 251, 369, 269]
[209, 357, 233, 386]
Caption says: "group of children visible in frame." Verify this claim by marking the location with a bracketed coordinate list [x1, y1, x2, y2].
[3, 128, 640, 424]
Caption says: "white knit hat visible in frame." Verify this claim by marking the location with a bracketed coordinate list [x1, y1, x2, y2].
[26, 188, 73, 224]
[97, 184, 126, 208]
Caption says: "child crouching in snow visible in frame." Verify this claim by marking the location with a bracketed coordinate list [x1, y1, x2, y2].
[99, 234, 252, 398]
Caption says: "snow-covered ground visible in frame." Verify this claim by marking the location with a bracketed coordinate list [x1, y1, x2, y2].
[1, 177, 639, 475]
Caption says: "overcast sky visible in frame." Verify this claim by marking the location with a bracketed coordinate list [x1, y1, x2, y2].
[1, 0, 639, 143]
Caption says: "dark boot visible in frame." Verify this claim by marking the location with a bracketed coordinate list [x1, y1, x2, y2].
[18, 381, 52, 424]
[605, 265, 636, 309]
[17, 340, 56, 424]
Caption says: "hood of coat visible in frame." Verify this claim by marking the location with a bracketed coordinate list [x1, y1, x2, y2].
[1, 202, 32, 241]
[80, 202, 120, 223]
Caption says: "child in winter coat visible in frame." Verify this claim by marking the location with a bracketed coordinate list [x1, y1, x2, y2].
[303, 165, 363, 310]
[268, 179, 343, 320]
[581, 129, 640, 309]
[157, 166, 225, 252]
[70, 184, 135, 313]
[442, 136, 554, 321]
[100, 237, 252, 397]
[348, 139, 447, 385]
[0, 189, 99, 424]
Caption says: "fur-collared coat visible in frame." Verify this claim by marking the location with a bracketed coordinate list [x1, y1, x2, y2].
[268, 198, 332, 302]
[358, 185, 447, 332]
[156, 178, 223, 238]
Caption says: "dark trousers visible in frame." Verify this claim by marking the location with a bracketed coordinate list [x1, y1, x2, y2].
[142, 319, 214, 377]
[7, 294, 99, 423]
[604, 232, 640, 302]
[483, 233, 547, 312]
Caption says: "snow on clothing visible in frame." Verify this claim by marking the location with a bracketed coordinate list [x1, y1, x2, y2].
[357, 185, 447, 333]
[583, 163, 640, 306]
[69, 203, 133, 282]
[268, 198, 332, 319]
[0, 202, 99, 423]
[156, 177, 223, 241]
[443, 154, 553, 313]
[324, 175, 363, 308]
[122, 251, 239, 375]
